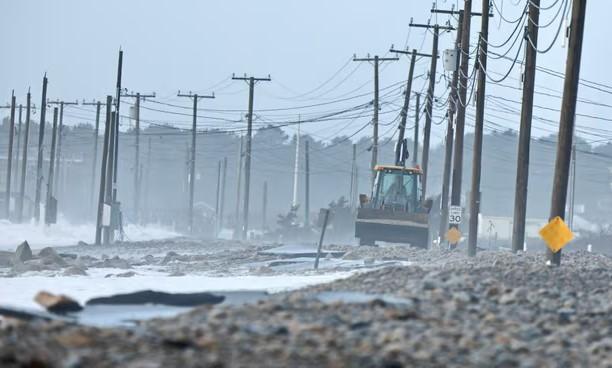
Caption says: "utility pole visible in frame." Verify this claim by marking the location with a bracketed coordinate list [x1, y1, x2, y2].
[83, 100, 102, 214]
[413, 93, 420, 166]
[262, 181, 268, 231]
[96, 97, 112, 245]
[47, 100, 78, 202]
[467, 0, 490, 257]
[34, 74, 48, 222]
[353, 55, 398, 184]
[389, 49, 417, 166]
[17, 90, 32, 223]
[14, 104, 23, 191]
[45, 107, 59, 225]
[568, 144, 577, 230]
[349, 143, 357, 209]
[233, 136, 244, 239]
[215, 160, 222, 237]
[121, 91, 156, 223]
[292, 119, 300, 209]
[512, 0, 541, 253]
[219, 157, 227, 233]
[447, 0, 472, 247]
[438, 10, 463, 245]
[548, 0, 587, 266]
[144, 137, 152, 223]
[110, 50, 123, 239]
[304, 139, 310, 226]
[177, 91, 214, 234]
[104, 111, 117, 245]
[407, 21, 453, 198]
[4, 92, 16, 219]
[232, 74, 271, 240]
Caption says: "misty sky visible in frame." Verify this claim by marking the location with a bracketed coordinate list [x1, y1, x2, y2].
[2, 0, 610, 148]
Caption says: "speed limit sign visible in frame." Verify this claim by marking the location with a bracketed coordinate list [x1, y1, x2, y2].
[449, 206, 462, 225]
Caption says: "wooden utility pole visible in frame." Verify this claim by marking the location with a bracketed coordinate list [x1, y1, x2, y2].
[219, 157, 227, 232]
[45, 108, 59, 225]
[177, 91, 214, 233]
[262, 180, 267, 231]
[4, 92, 16, 219]
[413, 93, 420, 166]
[96, 97, 112, 245]
[467, 0, 490, 257]
[232, 74, 271, 240]
[34, 75, 48, 222]
[83, 100, 102, 213]
[17, 91, 32, 223]
[408, 22, 453, 198]
[104, 111, 117, 244]
[438, 10, 463, 245]
[389, 49, 417, 166]
[353, 55, 398, 184]
[13, 104, 23, 190]
[304, 139, 310, 226]
[449, 0, 472, 247]
[47, 100, 78, 202]
[144, 137, 152, 223]
[548, 0, 587, 266]
[215, 160, 222, 236]
[109, 50, 123, 240]
[512, 0, 541, 253]
[349, 143, 357, 208]
[233, 136, 244, 239]
[121, 91, 156, 223]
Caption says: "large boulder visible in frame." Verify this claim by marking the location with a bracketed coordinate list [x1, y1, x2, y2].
[38, 247, 68, 267]
[14, 241, 33, 263]
[62, 266, 88, 276]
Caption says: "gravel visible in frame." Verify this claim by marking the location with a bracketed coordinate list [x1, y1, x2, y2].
[1, 247, 611, 367]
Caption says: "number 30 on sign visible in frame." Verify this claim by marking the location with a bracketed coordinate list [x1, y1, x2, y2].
[449, 206, 462, 225]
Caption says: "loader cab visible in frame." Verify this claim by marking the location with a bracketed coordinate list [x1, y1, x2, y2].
[370, 165, 423, 213]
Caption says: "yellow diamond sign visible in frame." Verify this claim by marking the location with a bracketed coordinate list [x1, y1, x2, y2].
[539, 216, 574, 253]
[446, 227, 462, 244]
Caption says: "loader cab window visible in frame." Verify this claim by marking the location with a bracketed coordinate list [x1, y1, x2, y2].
[374, 169, 420, 210]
